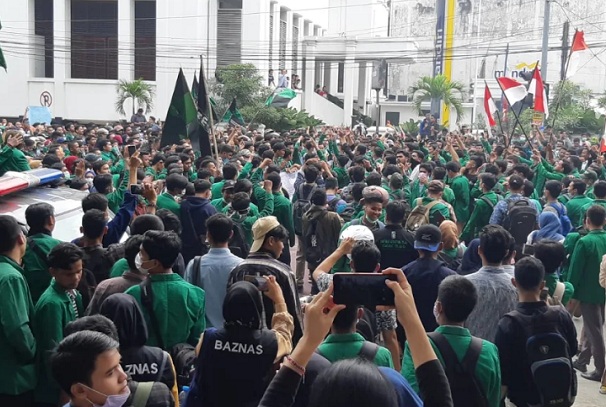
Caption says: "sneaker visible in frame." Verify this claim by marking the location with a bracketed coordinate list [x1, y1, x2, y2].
[573, 359, 587, 373]
[600, 385, 606, 395]
[581, 370, 603, 382]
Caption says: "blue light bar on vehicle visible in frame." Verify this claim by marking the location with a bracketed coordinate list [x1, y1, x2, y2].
[0, 169, 64, 197]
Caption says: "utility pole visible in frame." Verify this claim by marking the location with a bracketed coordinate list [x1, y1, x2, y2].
[541, 0, 551, 82]
[560, 21, 570, 81]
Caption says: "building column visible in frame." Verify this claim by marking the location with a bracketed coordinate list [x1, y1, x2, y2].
[284, 9, 293, 76]
[357, 62, 368, 115]
[324, 62, 332, 93]
[303, 41, 316, 113]
[118, 0, 134, 81]
[342, 41, 357, 126]
[53, 0, 69, 118]
[315, 61, 323, 89]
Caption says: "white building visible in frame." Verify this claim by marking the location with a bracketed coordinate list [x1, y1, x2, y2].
[0, 0, 331, 122]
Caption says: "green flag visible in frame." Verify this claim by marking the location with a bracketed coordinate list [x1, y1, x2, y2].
[192, 73, 199, 100]
[161, 68, 198, 147]
[222, 97, 245, 126]
[265, 88, 297, 108]
[0, 19, 6, 71]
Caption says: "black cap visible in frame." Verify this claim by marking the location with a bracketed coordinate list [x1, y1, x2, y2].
[414, 224, 441, 252]
[222, 180, 236, 191]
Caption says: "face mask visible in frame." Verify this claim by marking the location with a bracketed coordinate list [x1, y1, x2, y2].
[63, 171, 71, 179]
[81, 384, 130, 407]
[134, 253, 152, 274]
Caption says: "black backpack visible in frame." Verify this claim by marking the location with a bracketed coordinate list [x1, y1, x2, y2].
[229, 220, 250, 258]
[428, 332, 488, 407]
[293, 184, 316, 235]
[303, 214, 331, 269]
[504, 308, 577, 407]
[503, 198, 537, 246]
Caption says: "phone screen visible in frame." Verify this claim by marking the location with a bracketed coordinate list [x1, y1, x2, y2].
[130, 184, 143, 195]
[333, 273, 397, 308]
[127, 145, 137, 156]
[243, 275, 269, 291]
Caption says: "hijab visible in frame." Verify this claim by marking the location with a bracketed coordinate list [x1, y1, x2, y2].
[458, 238, 482, 275]
[439, 220, 459, 250]
[99, 293, 148, 348]
[534, 211, 564, 242]
[223, 281, 263, 330]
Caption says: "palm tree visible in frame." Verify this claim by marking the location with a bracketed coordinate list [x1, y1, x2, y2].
[409, 75, 466, 123]
[115, 78, 155, 117]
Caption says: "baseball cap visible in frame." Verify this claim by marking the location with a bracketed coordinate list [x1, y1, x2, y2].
[414, 224, 442, 252]
[427, 180, 444, 193]
[222, 180, 236, 191]
[339, 225, 374, 242]
[582, 170, 598, 182]
[250, 216, 281, 253]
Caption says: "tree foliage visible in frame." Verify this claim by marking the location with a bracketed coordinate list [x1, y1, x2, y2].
[115, 78, 154, 116]
[242, 106, 323, 132]
[409, 75, 466, 122]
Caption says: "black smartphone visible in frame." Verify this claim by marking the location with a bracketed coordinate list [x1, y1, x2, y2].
[522, 244, 535, 256]
[127, 145, 137, 157]
[333, 273, 397, 308]
[243, 275, 269, 292]
[130, 184, 143, 195]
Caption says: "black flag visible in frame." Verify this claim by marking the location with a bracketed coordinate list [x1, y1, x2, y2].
[195, 62, 214, 158]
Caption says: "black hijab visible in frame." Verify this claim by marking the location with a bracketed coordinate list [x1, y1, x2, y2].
[99, 293, 149, 348]
[223, 281, 263, 330]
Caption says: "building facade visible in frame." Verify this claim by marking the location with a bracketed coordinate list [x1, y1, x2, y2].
[0, 0, 327, 121]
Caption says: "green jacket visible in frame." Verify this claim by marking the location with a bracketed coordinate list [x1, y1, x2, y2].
[157, 192, 181, 217]
[211, 162, 254, 200]
[222, 191, 275, 245]
[126, 273, 206, 348]
[448, 175, 470, 223]
[34, 279, 83, 404]
[333, 166, 350, 189]
[21, 233, 62, 304]
[211, 198, 260, 217]
[0, 145, 31, 176]
[106, 169, 130, 214]
[582, 198, 606, 213]
[460, 192, 499, 243]
[407, 179, 427, 204]
[401, 325, 501, 407]
[272, 192, 296, 246]
[545, 273, 574, 306]
[567, 229, 606, 304]
[561, 231, 583, 281]
[565, 195, 593, 228]
[317, 333, 393, 368]
[109, 258, 130, 278]
[0, 255, 37, 395]
[145, 166, 166, 181]
[442, 186, 456, 206]
[533, 160, 565, 199]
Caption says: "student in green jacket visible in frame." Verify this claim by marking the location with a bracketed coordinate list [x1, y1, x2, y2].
[0, 215, 37, 404]
[446, 161, 470, 231]
[582, 180, 606, 213]
[407, 163, 432, 204]
[265, 172, 296, 249]
[0, 130, 31, 176]
[93, 153, 139, 214]
[565, 179, 594, 228]
[223, 181, 275, 246]
[566, 205, 606, 379]
[126, 230, 206, 349]
[34, 243, 85, 405]
[211, 180, 236, 212]
[21, 203, 63, 304]
[157, 173, 188, 217]
[402, 275, 501, 407]
[533, 240, 574, 306]
[145, 153, 166, 180]
[461, 174, 500, 244]
[411, 181, 452, 226]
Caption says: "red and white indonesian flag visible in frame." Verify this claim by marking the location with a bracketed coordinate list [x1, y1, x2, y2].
[483, 84, 498, 127]
[600, 134, 606, 153]
[528, 67, 549, 118]
[497, 77, 528, 105]
[567, 30, 589, 79]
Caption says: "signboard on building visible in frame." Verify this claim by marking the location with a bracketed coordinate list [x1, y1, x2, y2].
[532, 112, 544, 126]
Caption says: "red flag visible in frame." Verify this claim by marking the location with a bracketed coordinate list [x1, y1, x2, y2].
[484, 84, 497, 127]
[529, 68, 549, 118]
[567, 30, 589, 78]
[600, 135, 606, 153]
[497, 77, 528, 105]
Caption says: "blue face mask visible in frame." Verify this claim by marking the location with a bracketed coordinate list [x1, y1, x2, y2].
[80, 384, 130, 407]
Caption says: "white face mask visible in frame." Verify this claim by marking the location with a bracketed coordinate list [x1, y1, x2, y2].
[63, 171, 71, 179]
[81, 384, 130, 407]
[134, 253, 152, 274]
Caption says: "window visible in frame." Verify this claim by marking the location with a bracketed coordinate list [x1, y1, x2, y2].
[135, 1, 156, 81]
[217, 0, 242, 67]
[71, 0, 118, 80]
[35, 0, 54, 78]
[337, 62, 344, 93]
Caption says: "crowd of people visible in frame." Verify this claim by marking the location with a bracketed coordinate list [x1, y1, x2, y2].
[0, 116, 605, 407]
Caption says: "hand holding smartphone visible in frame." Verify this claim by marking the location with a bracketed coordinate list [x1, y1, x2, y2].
[333, 273, 397, 309]
[243, 275, 269, 291]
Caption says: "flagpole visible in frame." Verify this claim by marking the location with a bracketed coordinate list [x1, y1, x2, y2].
[200, 56, 220, 161]
[497, 79, 532, 146]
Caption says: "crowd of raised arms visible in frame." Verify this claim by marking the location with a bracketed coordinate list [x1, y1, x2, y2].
[1, 116, 606, 407]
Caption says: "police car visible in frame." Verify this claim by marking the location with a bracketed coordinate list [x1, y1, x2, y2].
[0, 169, 102, 241]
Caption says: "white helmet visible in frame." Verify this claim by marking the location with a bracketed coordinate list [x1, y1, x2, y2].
[339, 225, 374, 242]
